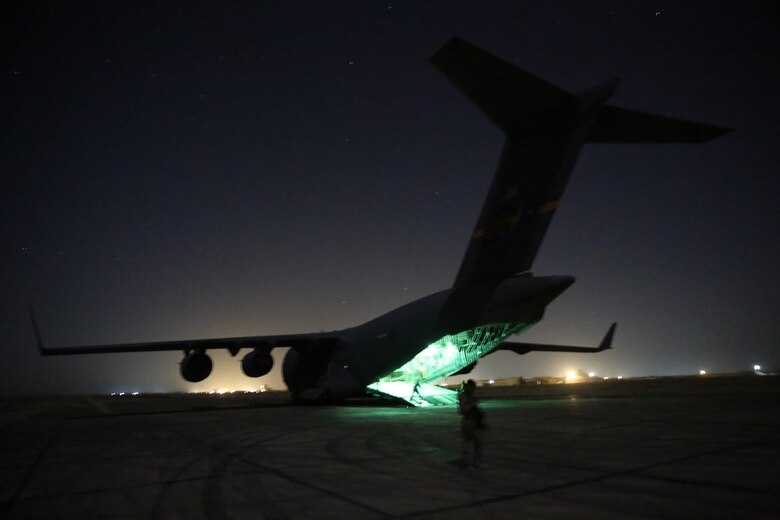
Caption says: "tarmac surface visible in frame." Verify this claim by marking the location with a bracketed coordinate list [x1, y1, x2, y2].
[1, 375, 778, 519]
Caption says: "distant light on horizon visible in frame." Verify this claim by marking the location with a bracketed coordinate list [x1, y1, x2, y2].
[699, 370, 707, 376]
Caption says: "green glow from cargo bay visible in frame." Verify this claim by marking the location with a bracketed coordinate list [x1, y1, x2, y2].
[367, 322, 531, 406]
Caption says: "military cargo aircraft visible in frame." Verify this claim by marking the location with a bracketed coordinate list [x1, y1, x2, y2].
[31, 38, 729, 405]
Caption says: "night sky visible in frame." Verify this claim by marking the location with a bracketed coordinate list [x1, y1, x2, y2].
[3, 1, 778, 395]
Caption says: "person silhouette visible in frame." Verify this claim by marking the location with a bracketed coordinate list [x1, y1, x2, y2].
[411, 380, 422, 404]
[458, 379, 485, 468]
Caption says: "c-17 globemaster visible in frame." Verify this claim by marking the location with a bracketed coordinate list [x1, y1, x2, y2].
[30, 38, 729, 406]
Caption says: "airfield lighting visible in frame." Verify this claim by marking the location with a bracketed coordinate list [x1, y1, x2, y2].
[754, 365, 761, 371]
[132, 391, 139, 396]
[699, 370, 707, 376]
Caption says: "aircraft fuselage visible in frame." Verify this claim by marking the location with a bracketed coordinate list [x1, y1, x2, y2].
[282, 274, 574, 400]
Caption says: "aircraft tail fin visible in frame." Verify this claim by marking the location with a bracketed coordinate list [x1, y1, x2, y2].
[431, 38, 730, 144]
[432, 38, 730, 287]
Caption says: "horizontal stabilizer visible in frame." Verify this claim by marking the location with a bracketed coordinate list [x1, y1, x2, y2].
[589, 105, 730, 143]
[497, 323, 616, 355]
[431, 37, 577, 137]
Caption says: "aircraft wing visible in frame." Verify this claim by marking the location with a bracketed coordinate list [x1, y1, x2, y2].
[29, 306, 339, 357]
[496, 323, 616, 355]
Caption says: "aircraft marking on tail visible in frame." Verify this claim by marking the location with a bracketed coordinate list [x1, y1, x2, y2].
[538, 199, 559, 214]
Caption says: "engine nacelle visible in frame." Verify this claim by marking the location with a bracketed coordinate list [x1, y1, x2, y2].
[241, 349, 274, 378]
[180, 351, 213, 382]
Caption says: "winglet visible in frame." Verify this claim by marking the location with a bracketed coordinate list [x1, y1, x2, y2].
[28, 305, 49, 355]
[597, 322, 617, 351]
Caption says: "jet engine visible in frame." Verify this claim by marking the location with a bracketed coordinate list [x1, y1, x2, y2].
[180, 351, 212, 382]
[241, 349, 274, 377]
